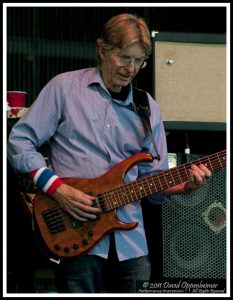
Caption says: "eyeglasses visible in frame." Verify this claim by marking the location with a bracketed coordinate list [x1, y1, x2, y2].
[115, 53, 147, 69]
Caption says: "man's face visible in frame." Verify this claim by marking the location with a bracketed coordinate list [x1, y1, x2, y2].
[100, 42, 145, 93]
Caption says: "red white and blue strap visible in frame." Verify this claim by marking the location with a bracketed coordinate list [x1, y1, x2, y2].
[28, 167, 64, 197]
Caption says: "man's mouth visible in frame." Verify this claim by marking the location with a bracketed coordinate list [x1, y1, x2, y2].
[118, 73, 132, 81]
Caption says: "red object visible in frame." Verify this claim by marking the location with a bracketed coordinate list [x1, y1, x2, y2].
[7, 91, 27, 107]
[10, 108, 20, 116]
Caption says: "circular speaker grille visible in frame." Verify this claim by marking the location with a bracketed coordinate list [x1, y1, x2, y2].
[167, 219, 211, 270]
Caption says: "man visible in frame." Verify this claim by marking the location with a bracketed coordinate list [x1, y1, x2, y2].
[7, 13, 211, 293]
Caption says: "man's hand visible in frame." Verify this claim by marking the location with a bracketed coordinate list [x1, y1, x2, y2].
[52, 184, 101, 222]
[183, 163, 212, 194]
[165, 163, 212, 196]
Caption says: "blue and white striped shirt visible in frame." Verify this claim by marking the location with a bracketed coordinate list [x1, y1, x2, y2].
[7, 67, 169, 261]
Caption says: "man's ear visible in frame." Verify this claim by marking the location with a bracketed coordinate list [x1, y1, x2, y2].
[99, 46, 106, 61]
[97, 40, 107, 61]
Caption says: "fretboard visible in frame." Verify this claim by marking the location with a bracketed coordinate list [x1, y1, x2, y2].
[101, 150, 226, 212]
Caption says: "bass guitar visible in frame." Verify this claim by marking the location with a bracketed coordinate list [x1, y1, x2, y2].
[33, 150, 226, 260]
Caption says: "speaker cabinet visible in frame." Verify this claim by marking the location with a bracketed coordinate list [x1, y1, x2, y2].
[153, 33, 226, 130]
[162, 152, 226, 279]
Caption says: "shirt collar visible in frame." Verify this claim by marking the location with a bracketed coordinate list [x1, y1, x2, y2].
[87, 67, 134, 107]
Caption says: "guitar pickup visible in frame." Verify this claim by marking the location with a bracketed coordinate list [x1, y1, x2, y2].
[42, 207, 66, 234]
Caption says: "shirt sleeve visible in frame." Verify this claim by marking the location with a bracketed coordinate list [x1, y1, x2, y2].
[7, 74, 64, 174]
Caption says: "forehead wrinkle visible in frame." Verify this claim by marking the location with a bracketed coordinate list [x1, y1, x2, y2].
[117, 50, 145, 60]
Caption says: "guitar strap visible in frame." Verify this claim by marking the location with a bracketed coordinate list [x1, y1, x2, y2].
[132, 88, 161, 161]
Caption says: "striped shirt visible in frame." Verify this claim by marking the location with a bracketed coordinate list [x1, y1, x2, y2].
[7, 67, 169, 261]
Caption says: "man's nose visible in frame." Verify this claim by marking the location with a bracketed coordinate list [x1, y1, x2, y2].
[125, 59, 136, 71]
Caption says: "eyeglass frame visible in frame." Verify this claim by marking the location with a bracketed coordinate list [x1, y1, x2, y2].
[113, 52, 147, 69]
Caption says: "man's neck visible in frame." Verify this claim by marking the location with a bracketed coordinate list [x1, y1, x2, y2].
[108, 85, 129, 101]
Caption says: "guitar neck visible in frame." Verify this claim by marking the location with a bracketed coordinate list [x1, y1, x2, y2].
[101, 150, 226, 212]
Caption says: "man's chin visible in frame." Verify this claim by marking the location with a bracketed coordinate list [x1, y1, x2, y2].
[118, 78, 131, 85]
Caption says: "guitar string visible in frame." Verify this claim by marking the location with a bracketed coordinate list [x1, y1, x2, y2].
[42, 151, 226, 226]
[42, 151, 226, 228]
[100, 151, 226, 211]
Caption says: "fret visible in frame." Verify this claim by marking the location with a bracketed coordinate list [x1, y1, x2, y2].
[161, 171, 174, 189]
[134, 182, 145, 199]
[145, 177, 157, 195]
[206, 156, 213, 170]
[167, 169, 175, 185]
[112, 188, 124, 209]
[138, 185, 145, 197]
[146, 176, 159, 194]
[118, 186, 131, 207]
[157, 173, 164, 190]
[129, 187, 137, 198]
[126, 187, 137, 205]
[222, 154, 226, 165]
[112, 189, 123, 208]
[218, 153, 225, 167]
[106, 192, 113, 209]
[109, 191, 117, 209]
[119, 190, 127, 199]
[124, 185, 137, 205]
[172, 170, 180, 185]
[103, 192, 111, 211]
[150, 174, 160, 192]
[122, 190, 131, 207]
[151, 180, 159, 193]
[121, 187, 130, 206]
[146, 177, 154, 194]
[182, 165, 190, 181]
[174, 167, 183, 184]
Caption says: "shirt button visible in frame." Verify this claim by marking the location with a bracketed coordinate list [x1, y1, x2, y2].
[106, 124, 110, 128]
